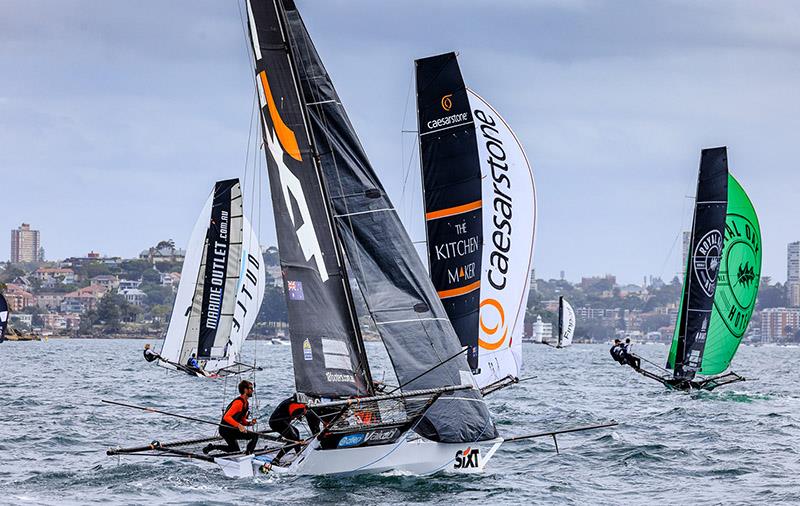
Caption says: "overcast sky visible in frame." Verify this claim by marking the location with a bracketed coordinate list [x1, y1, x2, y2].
[1, 0, 798, 284]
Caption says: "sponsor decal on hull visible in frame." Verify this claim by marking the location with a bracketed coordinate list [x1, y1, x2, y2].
[454, 447, 480, 469]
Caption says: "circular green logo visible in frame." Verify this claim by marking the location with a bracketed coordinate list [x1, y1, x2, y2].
[714, 213, 761, 337]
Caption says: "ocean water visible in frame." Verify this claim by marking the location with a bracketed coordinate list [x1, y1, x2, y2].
[1, 340, 798, 505]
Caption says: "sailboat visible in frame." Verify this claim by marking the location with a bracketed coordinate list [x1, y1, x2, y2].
[554, 296, 576, 348]
[0, 293, 8, 344]
[155, 178, 266, 377]
[415, 52, 536, 388]
[108, 0, 616, 477]
[627, 147, 761, 391]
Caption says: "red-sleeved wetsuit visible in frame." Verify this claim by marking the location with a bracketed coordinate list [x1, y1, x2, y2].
[204, 395, 258, 454]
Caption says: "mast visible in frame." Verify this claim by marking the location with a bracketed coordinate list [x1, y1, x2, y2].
[276, 4, 497, 442]
[272, 0, 374, 390]
[246, 0, 373, 397]
[670, 147, 728, 380]
[558, 296, 564, 347]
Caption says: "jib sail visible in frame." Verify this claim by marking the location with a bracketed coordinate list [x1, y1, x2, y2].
[0, 294, 8, 343]
[667, 147, 729, 380]
[246, 0, 372, 398]
[558, 296, 576, 348]
[416, 53, 536, 389]
[700, 175, 761, 375]
[160, 179, 265, 374]
[253, 1, 497, 443]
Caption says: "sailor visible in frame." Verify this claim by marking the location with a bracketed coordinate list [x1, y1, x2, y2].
[267, 395, 312, 466]
[609, 339, 626, 365]
[143, 344, 160, 363]
[622, 338, 641, 369]
[185, 353, 202, 375]
[203, 380, 259, 455]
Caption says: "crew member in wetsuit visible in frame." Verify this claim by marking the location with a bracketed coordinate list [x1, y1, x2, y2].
[143, 344, 160, 363]
[268, 395, 312, 466]
[609, 339, 625, 365]
[185, 353, 202, 375]
[622, 338, 641, 369]
[203, 380, 259, 455]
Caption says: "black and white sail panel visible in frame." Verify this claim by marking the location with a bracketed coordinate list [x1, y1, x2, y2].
[247, 0, 372, 398]
[416, 53, 483, 372]
[558, 296, 576, 348]
[279, 2, 497, 443]
[0, 293, 8, 343]
[161, 179, 260, 373]
[670, 147, 728, 380]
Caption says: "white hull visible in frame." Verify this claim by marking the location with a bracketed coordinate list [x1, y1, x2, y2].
[215, 435, 504, 478]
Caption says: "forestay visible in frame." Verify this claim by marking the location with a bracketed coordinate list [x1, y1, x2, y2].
[160, 179, 265, 374]
[266, 2, 497, 443]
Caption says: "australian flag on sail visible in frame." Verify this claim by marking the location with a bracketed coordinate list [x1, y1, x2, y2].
[287, 281, 305, 301]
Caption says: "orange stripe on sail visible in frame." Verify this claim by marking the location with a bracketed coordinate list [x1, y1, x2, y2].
[437, 280, 480, 299]
[425, 200, 482, 221]
[259, 70, 302, 161]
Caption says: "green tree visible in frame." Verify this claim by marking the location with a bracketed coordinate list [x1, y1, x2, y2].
[142, 268, 162, 284]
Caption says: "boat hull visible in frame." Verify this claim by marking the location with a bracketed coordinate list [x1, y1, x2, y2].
[215, 436, 503, 478]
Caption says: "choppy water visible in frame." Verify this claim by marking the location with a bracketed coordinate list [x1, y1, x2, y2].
[1, 340, 798, 505]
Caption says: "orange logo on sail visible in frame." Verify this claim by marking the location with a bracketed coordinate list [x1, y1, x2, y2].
[478, 298, 507, 350]
[441, 94, 453, 111]
[259, 70, 302, 162]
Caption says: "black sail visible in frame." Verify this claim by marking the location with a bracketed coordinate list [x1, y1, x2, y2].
[197, 178, 239, 358]
[673, 147, 729, 380]
[0, 294, 8, 343]
[416, 53, 483, 372]
[280, 0, 497, 443]
[246, 0, 372, 398]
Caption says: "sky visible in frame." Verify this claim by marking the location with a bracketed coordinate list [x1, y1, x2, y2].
[1, 0, 798, 285]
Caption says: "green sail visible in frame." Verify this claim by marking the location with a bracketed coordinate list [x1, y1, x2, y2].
[667, 174, 760, 373]
[699, 175, 761, 375]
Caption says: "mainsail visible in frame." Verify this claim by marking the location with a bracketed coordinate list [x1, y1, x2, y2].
[557, 296, 576, 348]
[415, 52, 536, 389]
[248, 0, 496, 442]
[0, 293, 8, 343]
[667, 147, 729, 380]
[160, 179, 265, 374]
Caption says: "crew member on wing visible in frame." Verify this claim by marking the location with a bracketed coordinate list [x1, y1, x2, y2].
[142, 343, 161, 363]
[203, 380, 259, 455]
[265, 395, 320, 468]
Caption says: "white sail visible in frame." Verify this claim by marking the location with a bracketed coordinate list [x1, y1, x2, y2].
[467, 89, 536, 388]
[203, 215, 265, 372]
[159, 180, 263, 375]
[558, 297, 576, 348]
[159, 192, 212, 367]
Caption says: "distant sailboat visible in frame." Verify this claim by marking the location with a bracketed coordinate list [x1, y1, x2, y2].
[627, 147, 761, 391]
[0, 293, 8, 344]
[415, 52, 536, 388]
[157, 178, 265, 377]
[555, 296, 576, 348]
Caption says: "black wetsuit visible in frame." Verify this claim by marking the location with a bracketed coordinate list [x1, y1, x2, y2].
[622, 344, 641, 369]
[609, 344, 625, 365]
[269, 398, 309, 463]
[143, 349, 159, 362]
